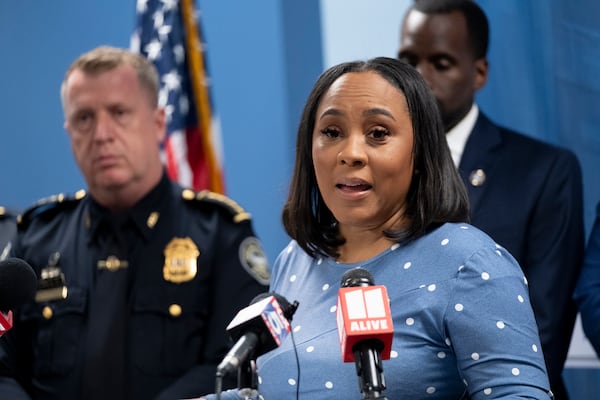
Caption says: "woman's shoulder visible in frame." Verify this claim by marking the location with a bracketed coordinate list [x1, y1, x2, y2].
[414, 223, 522, 277]
[270, 240, 313, 282]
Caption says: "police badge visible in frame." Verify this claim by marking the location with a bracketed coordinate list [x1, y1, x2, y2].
[163, 237, 200, 283]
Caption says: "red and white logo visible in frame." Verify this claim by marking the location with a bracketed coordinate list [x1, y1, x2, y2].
[337, 286, 393, 362]
[0, 311, 13, 337]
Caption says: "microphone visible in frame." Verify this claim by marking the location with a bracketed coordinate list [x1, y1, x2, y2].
[217, 292, 298, 378]
[0, 258, 37, 336]
[336, 267, 393, 400]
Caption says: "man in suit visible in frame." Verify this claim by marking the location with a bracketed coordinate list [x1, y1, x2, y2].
[398, 1, 584, 398]
[574, 201, 600, 358]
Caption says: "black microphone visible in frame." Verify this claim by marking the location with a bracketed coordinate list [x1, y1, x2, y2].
[0, 258, 37, 336]
[337, 268, 392, 400]
[217, 292, 298, 378]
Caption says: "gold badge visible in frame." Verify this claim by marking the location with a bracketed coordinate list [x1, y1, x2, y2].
[239, 237, 270, 285]
[163, 237, 200, 283]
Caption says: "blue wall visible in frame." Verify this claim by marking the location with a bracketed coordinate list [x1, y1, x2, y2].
[1, 0, 599, 397]
[0, 0, 323, 265]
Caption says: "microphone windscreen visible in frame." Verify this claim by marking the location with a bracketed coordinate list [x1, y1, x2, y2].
[0, 258, 37, 312]
[341, 267, 375, 288]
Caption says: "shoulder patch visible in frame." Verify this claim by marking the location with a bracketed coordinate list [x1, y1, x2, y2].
[182, 189, 252, 223]
[239, 236, 270, 285]
[17, 190, 87, 229]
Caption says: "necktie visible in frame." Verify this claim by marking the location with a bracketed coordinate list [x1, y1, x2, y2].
[81, 214, 131, 399]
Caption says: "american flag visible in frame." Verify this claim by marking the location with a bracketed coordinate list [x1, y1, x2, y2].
[131, 0, 225, 193]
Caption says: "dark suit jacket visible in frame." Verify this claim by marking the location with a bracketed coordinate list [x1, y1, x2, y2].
[458, 112, 584, 400]
[574, 201, 600, 357]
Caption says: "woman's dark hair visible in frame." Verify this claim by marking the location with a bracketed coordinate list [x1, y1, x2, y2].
[282, 57, 469, 259]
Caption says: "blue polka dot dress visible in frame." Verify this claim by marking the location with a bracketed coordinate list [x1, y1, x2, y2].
[254, 223, 552, 399]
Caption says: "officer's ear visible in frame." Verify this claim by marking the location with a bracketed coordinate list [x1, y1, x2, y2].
[153, 107, 166, 143]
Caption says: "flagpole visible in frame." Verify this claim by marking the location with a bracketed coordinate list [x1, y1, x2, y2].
[181, 0, 225, 194]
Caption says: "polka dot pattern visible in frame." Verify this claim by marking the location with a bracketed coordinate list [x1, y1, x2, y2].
[255, 224, 550, 399]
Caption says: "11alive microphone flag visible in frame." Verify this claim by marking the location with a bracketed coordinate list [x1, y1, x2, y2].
[337, 284, 394, 362]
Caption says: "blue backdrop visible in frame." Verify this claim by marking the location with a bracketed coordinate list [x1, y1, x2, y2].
[1, 0, 599, 397]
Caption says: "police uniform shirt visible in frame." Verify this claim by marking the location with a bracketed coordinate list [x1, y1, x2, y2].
[0, 172, 269, 400]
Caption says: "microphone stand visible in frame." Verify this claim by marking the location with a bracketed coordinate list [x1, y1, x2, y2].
[238, 358, 259, 400]
[354, 340, 389, 400]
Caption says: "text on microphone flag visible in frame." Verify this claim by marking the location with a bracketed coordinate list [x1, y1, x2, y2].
[337, 285, 393, 362]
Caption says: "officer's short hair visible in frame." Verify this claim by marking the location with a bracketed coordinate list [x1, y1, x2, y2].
[60, 46, 160, 108]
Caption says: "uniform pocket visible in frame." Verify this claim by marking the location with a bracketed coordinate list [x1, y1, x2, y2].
[20, 287, 87, 376]
[131, 288, 208, 376]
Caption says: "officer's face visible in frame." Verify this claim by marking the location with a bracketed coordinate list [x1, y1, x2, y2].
[311, 72, 414, 249]
[398, 9, 487, 132]
[63, 64, 166, 205]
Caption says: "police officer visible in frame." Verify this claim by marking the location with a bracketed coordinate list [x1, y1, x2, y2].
[0, 46, 269, 400]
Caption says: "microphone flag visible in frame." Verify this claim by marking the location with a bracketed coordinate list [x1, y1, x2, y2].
[337, 285, 393, 363]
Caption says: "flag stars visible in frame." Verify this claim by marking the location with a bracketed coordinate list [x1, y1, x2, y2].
[162, 70, 182, 92]
[161, 0, 178, 11]
[144, 39, 162, 61]
[179, 95, 189, 116]
[136, 0, 149, 13]
[152, 10, 165, 29]
[164, 104, 175, 123]
[158, 87, 169, 107]
[157, 24, 172, 41]
[173, 44, 185, 64]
